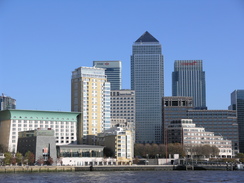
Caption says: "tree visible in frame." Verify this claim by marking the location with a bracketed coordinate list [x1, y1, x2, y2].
[134, 143, 144, 157]
[103, 147, 114, 158]
[37, 156, 44, 165]
[210, 146, 219, 156]
[144, 144, 151, 158]
[236, 153, 244, 163]
[159, 144, 166, 158]
[15, 152, 23, 165]
[24, 151, 35, 165]
[11, 156, 16, 165]
[46, 157, 53, 165]
[167, 143, 185, 158]
[150, 144, 159, 158]
[3, 152, 11, 165]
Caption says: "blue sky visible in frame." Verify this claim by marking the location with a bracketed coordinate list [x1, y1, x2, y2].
[1, 0, 244, 111]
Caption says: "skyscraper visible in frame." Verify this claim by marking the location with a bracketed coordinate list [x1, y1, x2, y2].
[230, 90, 244, 153]
[0, 94, 16, 110]
[71, 67, 111, 144]
[131, 31, 164, 144]
[172, 60, 207, 110]
[93, 61, 122, 90]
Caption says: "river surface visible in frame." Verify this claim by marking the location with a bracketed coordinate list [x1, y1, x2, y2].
[0, 171, 243, 183]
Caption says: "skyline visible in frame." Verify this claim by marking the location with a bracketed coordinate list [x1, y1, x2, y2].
[1, 0, 244, 111]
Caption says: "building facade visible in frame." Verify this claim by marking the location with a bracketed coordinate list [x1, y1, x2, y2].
[131, 31, 164, 144]
[17, 128, 57, 165]
[97, 127, 133, 165]
[172, 60, 207, 110]
[163, 96, 193, 143]
[230, 90, 244, 153]
[0, 110, 80, 152]
[71, 67, 111, 144]
[0, 94, 16, 110]
[163, 96, 239, 155]
[93, 61, 122, 90]
[110, 90, 135, 141]
[187, 109, 238, 155]
[57, 144, 106, 166]
[167, 119, 232, 158]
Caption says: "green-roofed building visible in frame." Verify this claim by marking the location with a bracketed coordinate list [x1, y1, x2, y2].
[0, 109, 81, 152]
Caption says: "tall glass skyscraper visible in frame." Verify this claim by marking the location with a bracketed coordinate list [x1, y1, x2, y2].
[93, 61, 121, 90]
[0, 94, 16, 110]
[230, 90, 244, 153]
[131, 31, 164, 144]
[172, 60, 207, 110]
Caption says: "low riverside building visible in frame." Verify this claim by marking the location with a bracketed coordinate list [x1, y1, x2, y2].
[97, 127, 133, 165]
[56, 144, 116, 166]
[167, 119, 232, 158]
[163, 96, 239, 155]
[17, 128, 57, 165]
[0, 109, 80, 152]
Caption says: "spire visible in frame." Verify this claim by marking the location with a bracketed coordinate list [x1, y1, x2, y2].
[135, 31, 159, 43]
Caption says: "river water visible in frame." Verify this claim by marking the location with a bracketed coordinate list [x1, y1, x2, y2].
[0, 171, 243, 183]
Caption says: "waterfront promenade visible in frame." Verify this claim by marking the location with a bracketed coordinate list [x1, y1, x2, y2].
[0, 164, 231, 173]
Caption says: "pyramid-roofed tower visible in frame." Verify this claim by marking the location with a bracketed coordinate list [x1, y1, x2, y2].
[135, 31, 159, 43]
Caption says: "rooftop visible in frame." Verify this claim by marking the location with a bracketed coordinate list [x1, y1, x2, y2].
[135, 31, 159, 43]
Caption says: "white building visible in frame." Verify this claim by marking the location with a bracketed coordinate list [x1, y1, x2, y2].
[0, 110, 80, 152]
[97, 127, 134, 165]
[167, 119, 232, 158]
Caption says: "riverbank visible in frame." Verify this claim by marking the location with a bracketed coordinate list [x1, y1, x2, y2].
[0, 164, 235, 173]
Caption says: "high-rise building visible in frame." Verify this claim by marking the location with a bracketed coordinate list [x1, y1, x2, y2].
[172, 60, 207, 110]
[0, 94, 16, 110]
[110, 90, 135, 142]
[93, 61, 122, 90]
[131, 31, 164, 143]
[163, 96, 239, 155]
[71, 67, 111, 144]
[230, 90, 244, 153]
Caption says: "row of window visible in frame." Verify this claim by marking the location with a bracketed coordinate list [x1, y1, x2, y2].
[111, 100, 134, 103]
[12, 117, 75, 120]
[112, 104, 134, 106]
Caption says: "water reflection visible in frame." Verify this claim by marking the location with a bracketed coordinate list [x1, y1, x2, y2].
[0, 171, 243, 183]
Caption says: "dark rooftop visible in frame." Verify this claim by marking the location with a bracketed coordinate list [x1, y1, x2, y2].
[135, 31, 159, 43]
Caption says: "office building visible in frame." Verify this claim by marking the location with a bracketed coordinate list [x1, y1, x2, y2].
[110, 90, 135, 141]
[93, 61, 122, 90]
[187, 109, 238, 155]
[163, 96, 239, 155]
[0, 109, 80, 152]
[167, 119, 232, 158]
[17, 128, 57, 165]
[71, 67, 111, 144]
[0, 94, 16, 110]
[131, 31, 164, 143]
[230, 90, 244, 153]
[163, 96, 193, 142]
[172, 60, 207, 110]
